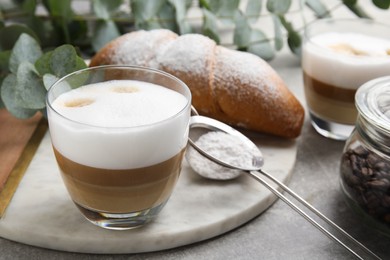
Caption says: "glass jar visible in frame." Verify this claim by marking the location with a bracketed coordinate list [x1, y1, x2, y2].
[340, 76, 390, 236]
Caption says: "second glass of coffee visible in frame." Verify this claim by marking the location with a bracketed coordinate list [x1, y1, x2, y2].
[302, 18, 390, 140]
[46, 65, 192, 230]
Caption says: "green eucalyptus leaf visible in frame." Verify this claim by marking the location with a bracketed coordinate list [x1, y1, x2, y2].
[199, 0, 210, 9]
[271, 14, 283, 50]
[372, 0, 390, 9]
[0, 24, 39, 51]
[67, 70, 91, 90]
[1, 74, 37, 119]
[15, 61, 46, 109]
[246, 0, 262, 23]
[217, 0, 239, 18]
[76, 57, 87, 71]
[342, 0, 357, 5]
[267, 0, 292, 14]
[43, 46, 86, 78]
[38, 47, 87, 78]
[0, 50, 10, 71]
[131, 0, 166, 22]
[287, 30, 301, 56]
[248, 29, 275, 60]
[50, 45, 78, 78]
[43, 73, 59, 90]
[92, 20, 120, 52]
[278, 15, 301, 55]
[305, 0, 330, 18]
[202, 8, 220, 44]
[9, 33, 42, 74]
[22, 0, 37, 13]
[45, 0, 72, 18]
[168, 0, 192, 34]
[45, 0, 73, 43]
[206, 0, 219, 12]
[278, 14, 291, 30]
[35, 51, 53, 76]
[342, 0, 371, 17]
[208, 0, 239, 16]
[68, 20, 89, 47]
[233, 10, 251, 48]
[135, 20, 163, 30]
[209, 0, 239, 24]
[24, 16, 60, 48]
[157, 2, 178, 32]
[93, 0, 122, 20]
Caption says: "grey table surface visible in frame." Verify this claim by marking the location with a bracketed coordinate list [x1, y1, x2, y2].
[1, 49, 389, 260]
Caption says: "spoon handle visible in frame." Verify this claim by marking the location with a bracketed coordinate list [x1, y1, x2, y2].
[248, 170, 381, 260]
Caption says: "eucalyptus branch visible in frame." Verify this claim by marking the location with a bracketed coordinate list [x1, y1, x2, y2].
[0, 0, 389, 119]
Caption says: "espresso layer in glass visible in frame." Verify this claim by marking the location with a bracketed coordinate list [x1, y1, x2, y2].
[303, 72, 357, 125]
[54, 147, 185, 213]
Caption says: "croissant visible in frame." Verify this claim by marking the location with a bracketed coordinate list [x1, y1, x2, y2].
[90, 29, 304, 138]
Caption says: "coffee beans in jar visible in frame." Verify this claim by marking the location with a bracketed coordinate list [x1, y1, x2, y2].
[340, 76, 390, 236]
[341, 144, 390, 224]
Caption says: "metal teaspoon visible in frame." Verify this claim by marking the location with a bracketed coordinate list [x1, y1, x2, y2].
[186, 115, 381, 260]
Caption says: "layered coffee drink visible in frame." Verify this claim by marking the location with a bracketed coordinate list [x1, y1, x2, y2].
[53, 147, 185, 213]
[47, 72, 191, 229]
[302, 28, 390, 139]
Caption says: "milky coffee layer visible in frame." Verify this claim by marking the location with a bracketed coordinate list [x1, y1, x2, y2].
[48, 80, 189, 169]
[302, 32, 390, 89]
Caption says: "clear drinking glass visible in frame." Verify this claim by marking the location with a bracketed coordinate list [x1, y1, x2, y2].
[302, 18, 390, 140]
[340, 76, 390, 236]
[46, 65, 191, 230]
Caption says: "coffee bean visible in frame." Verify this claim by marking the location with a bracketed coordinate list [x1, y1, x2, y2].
[361, 167, 374, 176]
[375, 161, 389, 171]
[350, 154, 363, 175]
[365, 193, 381, 209]
[367, 153, 380, 167]
[347, 174, 360, 186]
[367, 179, 390, 192]
[354, 146, 369, 156]
[381, 195, 390, 208]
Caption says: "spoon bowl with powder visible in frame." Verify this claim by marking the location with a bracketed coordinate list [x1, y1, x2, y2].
[186, 115, 380, 260]
[186, 115, 263, 180]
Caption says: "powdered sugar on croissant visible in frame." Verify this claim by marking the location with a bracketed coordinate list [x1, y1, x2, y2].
[90, 29, 304, 138]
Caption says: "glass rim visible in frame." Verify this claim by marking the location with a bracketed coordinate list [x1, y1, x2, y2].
[356, 75, 390, 135]
[303, 18, 390, 59]
[304, 17, 390, 37]
[46, 65, 192, 130]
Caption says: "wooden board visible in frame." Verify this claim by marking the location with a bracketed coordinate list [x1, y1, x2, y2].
[0, 110, 46, 217]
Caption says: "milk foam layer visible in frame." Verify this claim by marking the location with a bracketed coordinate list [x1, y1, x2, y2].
[52, 80, 187, 127]
[48, 80, 190, 169]
[302, 32, 390, 89]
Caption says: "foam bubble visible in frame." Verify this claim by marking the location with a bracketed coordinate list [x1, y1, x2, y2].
[303, 32, 390, 89]
[63, 98, 95, 108]
[48, 80, 190, 169]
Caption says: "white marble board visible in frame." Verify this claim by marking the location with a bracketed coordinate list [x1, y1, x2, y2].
[0, 131, 297, 254]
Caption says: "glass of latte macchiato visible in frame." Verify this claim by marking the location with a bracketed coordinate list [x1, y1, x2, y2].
[302, 18, 390, 140]
[46, 65, 191, 230]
